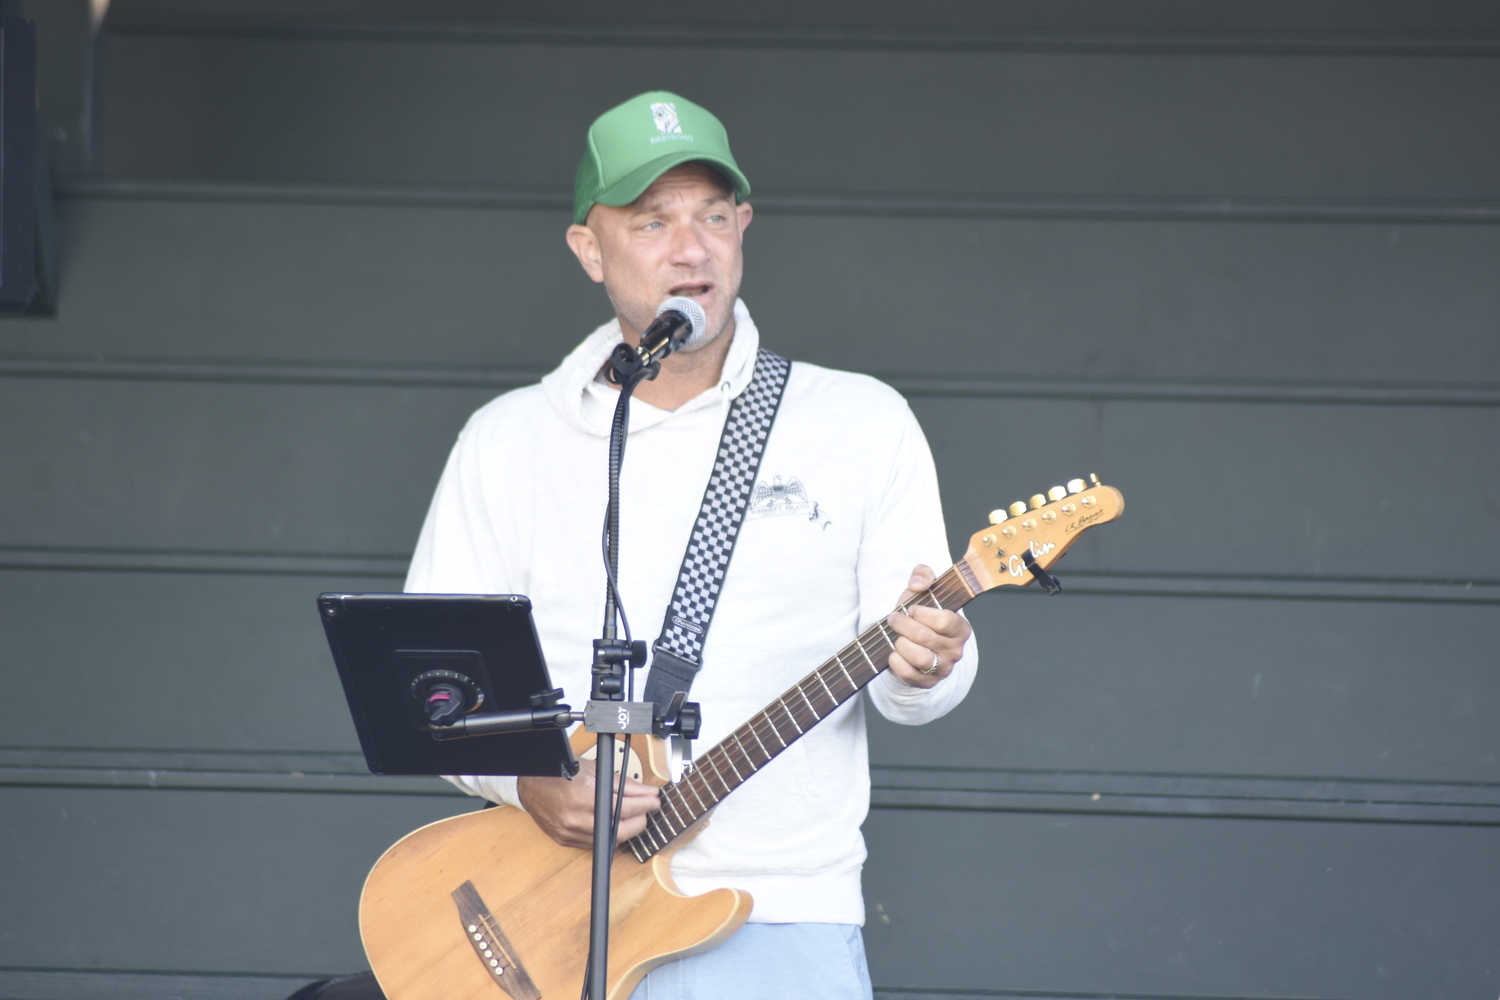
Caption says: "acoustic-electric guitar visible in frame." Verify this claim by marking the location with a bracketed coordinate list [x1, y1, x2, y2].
[360, 477, 1125, 1000]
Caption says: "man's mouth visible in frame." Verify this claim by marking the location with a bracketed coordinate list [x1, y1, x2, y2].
[669, 283, 713, 300]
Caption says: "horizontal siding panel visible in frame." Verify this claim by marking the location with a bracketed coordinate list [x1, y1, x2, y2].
[0, 786, 471, 974]
[7, 747, 1499, 825]
[3, 377, 1494, 579]
[872, 592, 1499, 783]
[915, 396, 1499, 580]
[100, 35, 1500, 202]
[7, 198, 1495, 387]
[0, 969, 316, 1000]
[4, 569, 1496, 783]
[862, 808, 1500, 999]
[0, 569, 380, 751]
[0, 377, 483, 557]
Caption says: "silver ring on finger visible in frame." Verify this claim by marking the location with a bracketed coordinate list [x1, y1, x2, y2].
[920, 652, 941, 675]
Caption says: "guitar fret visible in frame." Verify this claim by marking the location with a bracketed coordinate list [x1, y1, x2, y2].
[761, 715, 789, 749]
[778, 697, 805, 735]
[719, 749, 745, 783]
[732, 730, 761, 771]
[813, 668, 837, 704]
[684, 774, 711, 812]
[833, 653, 857, 688]
[662, 791, 689, 829]
[703, 755, 732, 797]
[746, 721, 772, 759]
[798, 684, 822, 721]
[854, 636, 881, 674]
[835, 655, 862, 695]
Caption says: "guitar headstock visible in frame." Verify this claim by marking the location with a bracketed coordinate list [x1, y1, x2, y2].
[958, 475, 1124, 595]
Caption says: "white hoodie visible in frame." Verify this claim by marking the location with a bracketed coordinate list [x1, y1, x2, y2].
[406, 300, 977, 924]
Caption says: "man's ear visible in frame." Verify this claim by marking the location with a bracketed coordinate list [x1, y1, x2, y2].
[736, 200, 753, 235]
[565, 223, 605, 283]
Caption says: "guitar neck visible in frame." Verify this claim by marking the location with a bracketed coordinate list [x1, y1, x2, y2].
[627, 562, 979, 862]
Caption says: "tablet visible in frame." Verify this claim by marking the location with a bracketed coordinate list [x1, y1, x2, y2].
[318, 592, 577, 777]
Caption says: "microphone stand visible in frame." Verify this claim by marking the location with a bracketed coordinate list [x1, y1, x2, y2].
[583, 345, 659, 1000]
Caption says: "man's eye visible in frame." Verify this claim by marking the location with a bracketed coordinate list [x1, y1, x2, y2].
[706, 214, 726, 223]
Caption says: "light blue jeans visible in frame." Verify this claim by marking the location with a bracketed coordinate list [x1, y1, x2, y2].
[628, 923, 872, 1000]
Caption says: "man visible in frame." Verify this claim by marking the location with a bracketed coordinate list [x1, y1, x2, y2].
[406, 91, 976, 999]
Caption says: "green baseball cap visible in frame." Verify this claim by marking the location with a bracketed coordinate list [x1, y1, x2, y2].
[573, 91, 752, 225]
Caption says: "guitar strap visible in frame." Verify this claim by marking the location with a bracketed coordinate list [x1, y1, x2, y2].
[641, 347, 791, 715]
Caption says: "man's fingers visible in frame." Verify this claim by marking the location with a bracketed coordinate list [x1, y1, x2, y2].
[895, 563, 938, 605]
[620, 776, 661, 798]
[886, 645, 942, 688]
[886, 607, 936, 645]
[887, 606, 969, 654]
[906, 603, 970, 637]
[615, 812, 652, 842]
[518, 758, 660, 849]
[884, 563, 973, 689]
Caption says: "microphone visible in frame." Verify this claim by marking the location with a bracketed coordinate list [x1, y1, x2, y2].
[636, 296, 708, 366]
[608, 297, 708, 383]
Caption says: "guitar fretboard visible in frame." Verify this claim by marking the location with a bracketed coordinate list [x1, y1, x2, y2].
[627, 563, 978, 862]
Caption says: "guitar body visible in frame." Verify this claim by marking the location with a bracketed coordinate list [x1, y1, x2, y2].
[360, 731, 752, 1000]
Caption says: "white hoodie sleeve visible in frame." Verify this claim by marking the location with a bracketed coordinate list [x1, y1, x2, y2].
[857, 401, 979, 725]
[405, 415, 527, 810]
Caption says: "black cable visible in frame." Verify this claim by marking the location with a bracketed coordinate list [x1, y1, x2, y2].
[599, 362, 656, 642]
[607, 664, 637, 847]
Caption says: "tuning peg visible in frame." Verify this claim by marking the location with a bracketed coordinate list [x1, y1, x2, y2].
[1029, 494, 1047, 510]
[1008, 501, 1028, 518]
[1047, 485, 1067, 502]
[988, 509, 1008, 524]
[1090, 473, 1101, 486]
[1067, 478, 1085, 494]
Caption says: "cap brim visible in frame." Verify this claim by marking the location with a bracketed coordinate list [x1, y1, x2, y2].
[591, 150, 752, 213]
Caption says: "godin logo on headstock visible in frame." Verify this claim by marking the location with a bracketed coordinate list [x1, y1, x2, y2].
[1008, 540, 1056, 578]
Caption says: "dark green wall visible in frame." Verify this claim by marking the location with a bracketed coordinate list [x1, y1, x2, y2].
[2, 3, 1497, 999]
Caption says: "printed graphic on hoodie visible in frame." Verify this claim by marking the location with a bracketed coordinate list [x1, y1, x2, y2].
[747, 475, 831, 529]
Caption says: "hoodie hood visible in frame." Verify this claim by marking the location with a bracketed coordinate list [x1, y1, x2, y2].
[541, 298, 762, 437]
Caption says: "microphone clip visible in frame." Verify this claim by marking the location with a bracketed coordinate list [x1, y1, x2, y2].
[605, 343, 660, 385]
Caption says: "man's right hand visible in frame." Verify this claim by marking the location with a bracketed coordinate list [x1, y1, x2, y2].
[517, 758, 661, 849]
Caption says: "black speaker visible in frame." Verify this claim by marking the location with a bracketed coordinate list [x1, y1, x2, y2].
[0, 14, 36, 314]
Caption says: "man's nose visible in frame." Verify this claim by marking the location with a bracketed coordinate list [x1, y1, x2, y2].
[667, 223, 713, 267]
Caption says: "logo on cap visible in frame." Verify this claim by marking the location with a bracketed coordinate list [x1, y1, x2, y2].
[650, 102, 682, 135]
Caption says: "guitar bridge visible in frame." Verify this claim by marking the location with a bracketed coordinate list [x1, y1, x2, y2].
[451, 881, 540, 1000]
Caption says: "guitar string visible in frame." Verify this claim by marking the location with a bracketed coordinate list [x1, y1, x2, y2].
[641, 571, 969, 849]
[634, 509, 1115, 854]
[656, 570, 969, 848]
[632, 566, 974, 857]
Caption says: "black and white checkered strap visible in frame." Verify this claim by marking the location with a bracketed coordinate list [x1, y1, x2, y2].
[642, 348, 791, 713]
